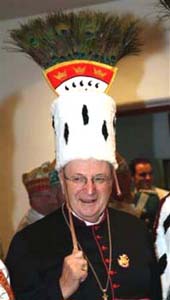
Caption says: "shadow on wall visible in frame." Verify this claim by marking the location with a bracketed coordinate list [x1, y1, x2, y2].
[110, 19, 167, 113]
[0, 94, 20, 256]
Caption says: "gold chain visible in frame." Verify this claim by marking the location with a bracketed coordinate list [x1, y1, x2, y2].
[62, 204, 113, 299]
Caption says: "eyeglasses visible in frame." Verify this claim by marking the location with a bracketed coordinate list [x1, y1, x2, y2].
[64, 173, 112, 187]
[138, 171, 153, 178]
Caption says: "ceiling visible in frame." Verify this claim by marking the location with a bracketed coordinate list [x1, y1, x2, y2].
[0, 0, 113, 20]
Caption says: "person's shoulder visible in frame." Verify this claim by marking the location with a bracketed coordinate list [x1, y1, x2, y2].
[108, 206, 145, 228]
[108, 207, 149, 242]
[15, 207, 63, 238]
[155, 187, 169, 200]
[7, 207, 65, 256]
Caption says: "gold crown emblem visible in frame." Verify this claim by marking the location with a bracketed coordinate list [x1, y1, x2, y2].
[73, 66, 86, 74]
[93, 68, 106, 78]
[55, 71, 67, 80]
[117, 254, 130, 268]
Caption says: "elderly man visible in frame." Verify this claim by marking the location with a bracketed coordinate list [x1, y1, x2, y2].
[6, 10, 162, 300]
[6, 93, 162, 300]
[6, 156, 162, 300]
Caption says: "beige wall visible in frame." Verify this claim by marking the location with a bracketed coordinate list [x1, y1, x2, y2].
[0, 0, 170, 255]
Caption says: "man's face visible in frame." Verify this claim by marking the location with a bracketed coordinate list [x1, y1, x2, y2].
[133, 163, 153, 190]
[60, 159, 113, 223]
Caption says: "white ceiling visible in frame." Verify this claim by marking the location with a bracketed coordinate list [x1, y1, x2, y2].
[0, 0, 114, 20]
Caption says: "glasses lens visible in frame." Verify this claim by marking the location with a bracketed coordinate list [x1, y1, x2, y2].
[93, 175, 111, 184]
[65, 175, 86, 185]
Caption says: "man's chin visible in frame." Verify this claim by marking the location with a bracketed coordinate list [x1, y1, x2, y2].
[140, 185, 152, 190]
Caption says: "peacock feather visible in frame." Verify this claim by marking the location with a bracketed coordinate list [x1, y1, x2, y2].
[159, 0, 170, 18]
[8, 10, 142, 70]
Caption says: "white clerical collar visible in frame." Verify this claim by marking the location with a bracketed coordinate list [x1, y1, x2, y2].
[71, 210, 104, 226]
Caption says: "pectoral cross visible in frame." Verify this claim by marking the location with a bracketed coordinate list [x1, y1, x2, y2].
[102, 291, 108, 300]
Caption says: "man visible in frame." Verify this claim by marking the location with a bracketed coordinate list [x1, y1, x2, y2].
[6, 97, 162, 300]
[5, 10, 162, 300]
[17, 160, 65, 231]
[129, 158, 169, 200]
[129, 158, 168, 233]
[6, 157, 162, 300]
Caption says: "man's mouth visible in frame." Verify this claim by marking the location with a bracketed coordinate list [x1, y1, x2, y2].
[80, 198, 97, 204]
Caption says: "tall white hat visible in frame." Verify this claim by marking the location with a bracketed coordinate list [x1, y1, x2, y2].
[47, 59, 118, 170]
[51, 90, 117, 170]
[9, 11, 142, 170]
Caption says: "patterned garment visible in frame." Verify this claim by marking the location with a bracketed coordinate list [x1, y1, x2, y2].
[0, 260, 14, 300]
[155, 194, 170, 300]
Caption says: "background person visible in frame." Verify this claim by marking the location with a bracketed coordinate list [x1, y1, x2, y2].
[129, 158, 167, 234]
[129, 158, 169, 200]
[17, 160, 65, 231]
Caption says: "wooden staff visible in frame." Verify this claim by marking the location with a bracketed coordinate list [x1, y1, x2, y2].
[68, 205, 79, 252]
[113, 167, 122, 196]
[63, 181, 79, 252]
[0, 270, 15, 300]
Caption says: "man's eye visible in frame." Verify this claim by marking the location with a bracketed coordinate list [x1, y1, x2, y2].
[94, 177, 105, 183]
[72, 176, 84, 183]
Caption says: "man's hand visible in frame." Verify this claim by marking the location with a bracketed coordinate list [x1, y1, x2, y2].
[59, 250, 88, 299]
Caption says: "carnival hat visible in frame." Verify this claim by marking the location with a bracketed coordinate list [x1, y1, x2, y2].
[22, 160, 59, 197]
[9, 10, 142, 170]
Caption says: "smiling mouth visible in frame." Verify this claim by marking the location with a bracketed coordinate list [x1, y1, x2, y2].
[80, 199, 97, 204]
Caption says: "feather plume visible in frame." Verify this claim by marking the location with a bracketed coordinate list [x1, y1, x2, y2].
[159, 0, 170, 18]
[7, 10, 142, 69]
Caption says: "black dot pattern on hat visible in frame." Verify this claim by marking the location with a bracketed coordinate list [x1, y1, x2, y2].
[64, 123, 69, 144]
[52, 116, 57, 135]
[102, 120, 108, 140]
[164, 214, 170, 234]
[159, 253, 167, 275]
[82, 105, 89, 125]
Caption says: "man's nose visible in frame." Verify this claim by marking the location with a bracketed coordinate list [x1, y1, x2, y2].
[145, 174, 152, 180]
[84, 179, 96, 194]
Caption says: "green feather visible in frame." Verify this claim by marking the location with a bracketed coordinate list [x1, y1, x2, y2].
[8, 10, 143, 69]
[159, 0, 170, 17]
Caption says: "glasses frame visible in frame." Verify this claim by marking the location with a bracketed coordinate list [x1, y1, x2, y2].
[63, 173, 112, 187]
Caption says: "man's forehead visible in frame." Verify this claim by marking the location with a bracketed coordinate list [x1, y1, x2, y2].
[135, 163, 152, 172]
[64, 159, 111, 173]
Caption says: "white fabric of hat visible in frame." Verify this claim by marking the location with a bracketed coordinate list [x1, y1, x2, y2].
[51, 91, 117, 170]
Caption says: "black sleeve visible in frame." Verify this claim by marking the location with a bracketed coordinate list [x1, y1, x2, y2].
[5, 232, 64, 300]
